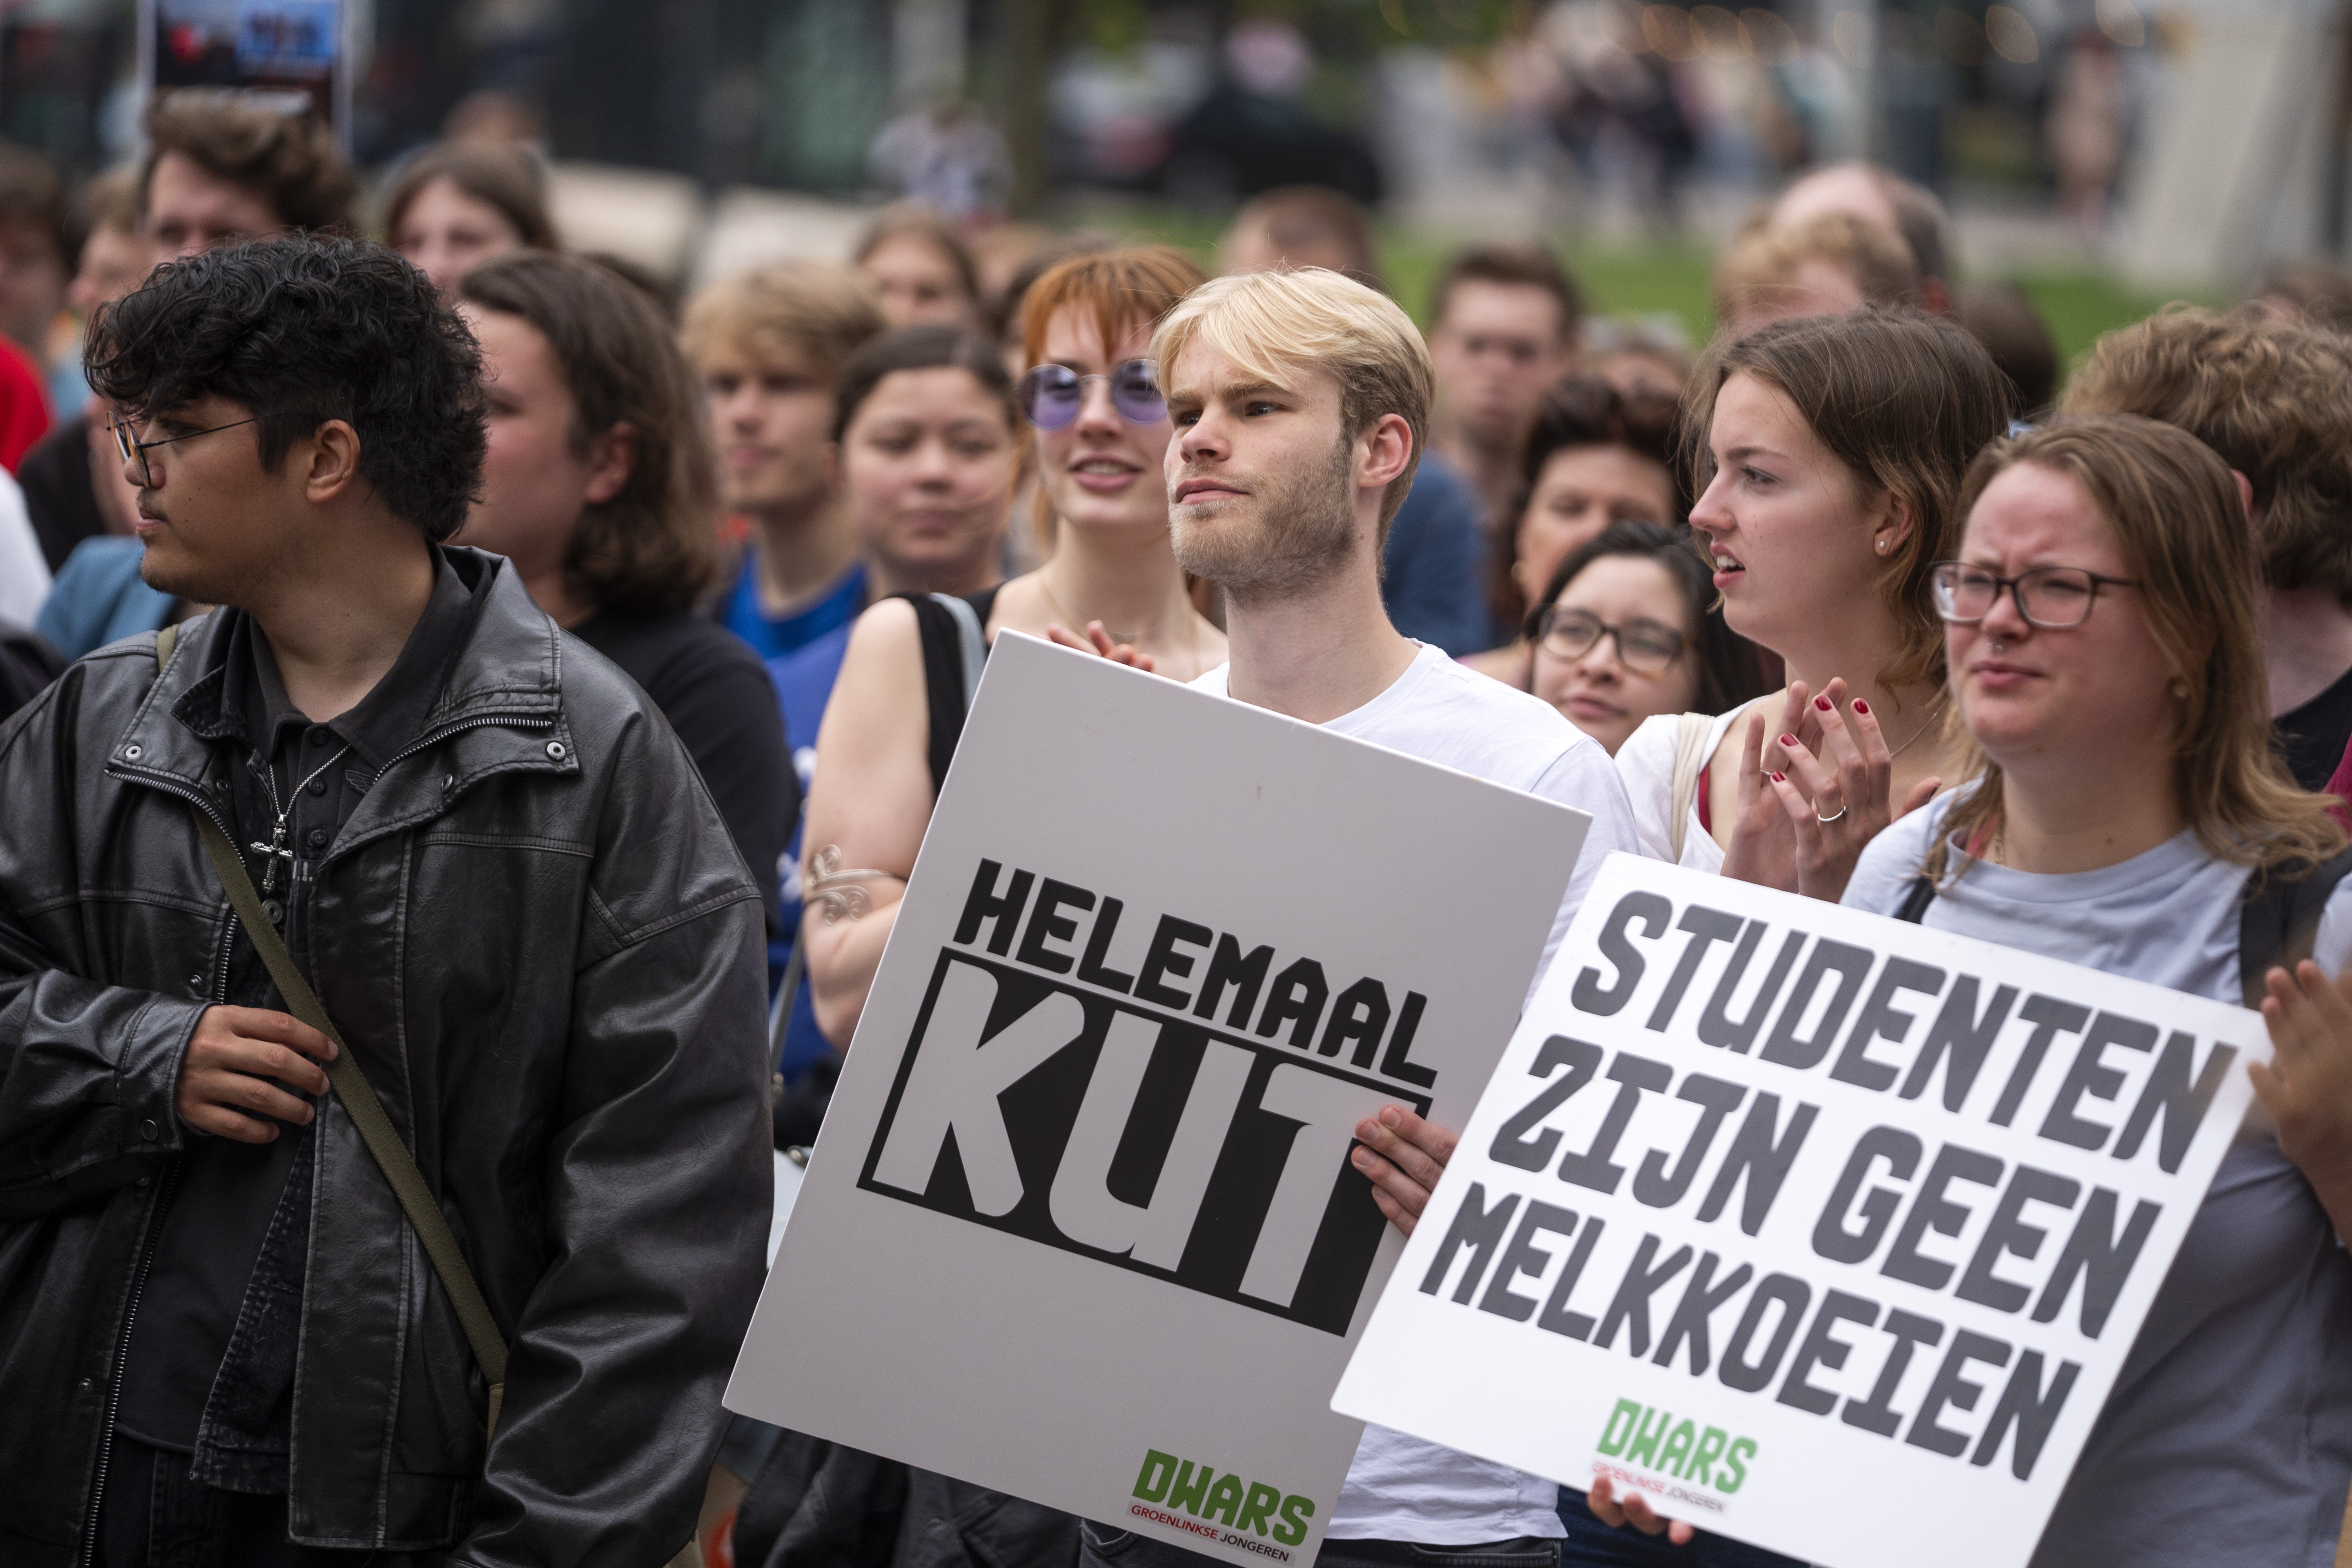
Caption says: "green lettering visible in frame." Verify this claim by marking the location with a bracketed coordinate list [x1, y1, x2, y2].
[1597, 1398, 1642, 1457]
[1133, 1450, 1177, 1503]
[1687, 1428, 1728, 1487]
[1169, 1461, 1212, 1515]
[1626, 1407, 1671, 1467]
[1720, 1437, 1756, 1494]
[1659, 1420, 1697, 1476]
[1274, 1495, 1316, 1546]
[1204, 1473, 1245, 1526]
[1237, 1482, 1281, 1536]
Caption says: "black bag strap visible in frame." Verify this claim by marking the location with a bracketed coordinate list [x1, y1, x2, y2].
[902, 586, 1001, 795]
[154, 623, 510, 1440]
[2237, 845, 2352, 1008]
[1894, 874, 1937, 924]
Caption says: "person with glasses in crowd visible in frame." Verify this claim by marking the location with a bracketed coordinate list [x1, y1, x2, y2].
[797, 247, 1222, 1052]
[1523, 519, 1769, 756]
[1612, 309, 2013, 895]
[1835, 414, 2352, 1568]
[1465, 375, 1684, 688]
[0, 235, 770, 1567]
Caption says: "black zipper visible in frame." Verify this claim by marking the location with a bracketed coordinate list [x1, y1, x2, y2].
[81, 1155, 182, 1565]
[375, 711, 553, 776]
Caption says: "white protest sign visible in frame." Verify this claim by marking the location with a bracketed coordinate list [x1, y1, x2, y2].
[1334, 853, 2266, 1568]
[728, 633, 1593, 1568]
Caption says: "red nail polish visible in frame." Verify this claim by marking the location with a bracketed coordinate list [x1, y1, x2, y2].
[1853, 699, 1869, 715]
[1772, 771, 1786, 783]
[1780, 733, 1798, 747]
[1815, 695, 1832, 711]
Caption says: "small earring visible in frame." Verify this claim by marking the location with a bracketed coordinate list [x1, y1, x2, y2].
[1876, 538, 1889, 553]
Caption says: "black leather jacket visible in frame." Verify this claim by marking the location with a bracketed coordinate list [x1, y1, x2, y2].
[0, 552, 773, 1566]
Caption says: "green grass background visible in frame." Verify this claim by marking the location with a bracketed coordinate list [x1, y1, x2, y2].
[1064, 201, 2211, 390]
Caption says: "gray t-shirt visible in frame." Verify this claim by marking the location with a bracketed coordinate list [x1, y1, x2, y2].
[1847, 795, 2352, 1568]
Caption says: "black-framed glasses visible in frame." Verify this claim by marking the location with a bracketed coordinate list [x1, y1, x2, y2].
[1927, 561, 2139, 629]
[1018, 360, 1164, 430]
[1535, 606, 1688, 673]
[109, 412, 265, 488]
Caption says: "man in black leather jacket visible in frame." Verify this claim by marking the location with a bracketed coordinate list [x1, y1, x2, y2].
[0, 237, 773, 1565]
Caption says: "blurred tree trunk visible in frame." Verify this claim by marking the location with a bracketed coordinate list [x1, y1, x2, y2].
[997, 0, 1069, 217]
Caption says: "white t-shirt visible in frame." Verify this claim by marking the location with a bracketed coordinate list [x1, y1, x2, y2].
[1615, 703, 1757, 873]
[1846, 795, 2352, 1568]
[0, 469, 50, 626]
[1195, 643, 1646, 1544]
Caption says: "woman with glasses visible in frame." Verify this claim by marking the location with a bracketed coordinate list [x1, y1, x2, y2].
[1523, 519, 1768, 755]
[1836, 414, 2352, 1568]
[1612, 310, 2013, 892]
[798, 247, 1222, 1051]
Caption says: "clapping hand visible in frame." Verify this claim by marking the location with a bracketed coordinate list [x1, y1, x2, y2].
[2256, 960, 2352, 1225]
[1728, 679, 1941, 903]
[1045, 619, 1155, 673]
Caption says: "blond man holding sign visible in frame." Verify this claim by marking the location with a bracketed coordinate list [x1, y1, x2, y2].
[1066, 269, 1645, 1568]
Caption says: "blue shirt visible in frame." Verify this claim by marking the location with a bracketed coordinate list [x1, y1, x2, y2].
[37, 535, 175, 661]
[766, 622, 855, 1080]
[1381, 450, 1492, 656]
[721, 554, 867, 663]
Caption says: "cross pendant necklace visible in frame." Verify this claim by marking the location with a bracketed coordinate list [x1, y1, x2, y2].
[252, 740, 352, 894]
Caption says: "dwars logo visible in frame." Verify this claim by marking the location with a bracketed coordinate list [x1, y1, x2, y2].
[860, 860, 1439, 1334]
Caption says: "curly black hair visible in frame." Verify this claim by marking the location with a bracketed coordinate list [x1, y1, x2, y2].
[85, 235, 486, 542]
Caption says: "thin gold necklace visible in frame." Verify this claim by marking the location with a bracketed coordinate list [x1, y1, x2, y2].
[1883, 697, 1950, 762]
[1038, 565, 1202, 679]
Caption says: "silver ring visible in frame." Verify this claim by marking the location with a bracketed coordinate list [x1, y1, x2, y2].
[1815, 804, 1848, 824]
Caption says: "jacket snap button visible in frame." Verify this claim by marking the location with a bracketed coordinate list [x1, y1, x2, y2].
[545, 740, 566, 760]
[122, 745, 140, 760]
[138, 1118, 158, 1141]
[80, 1377, 92, 1390]
[442, 774, 455, 792]
[137, 1176, 150, 1188]
[186, 973, 202, 993]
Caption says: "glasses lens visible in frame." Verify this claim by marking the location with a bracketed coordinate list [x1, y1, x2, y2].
[2019, 567, 2095, 626]
[1542, 610, 1604, 659]
[109, 417, 147, 484]
[1931, 564, 1991, 621]
[1110, 360, 1166, 425]
[1618, 622, 1684, 672]
[1019, 365, 1083, 430]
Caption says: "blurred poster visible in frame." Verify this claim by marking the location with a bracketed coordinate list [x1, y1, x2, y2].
[140, 0, 350, 147]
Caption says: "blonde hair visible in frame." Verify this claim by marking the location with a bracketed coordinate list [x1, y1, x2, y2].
[680, 261, 886, 381]
[1927, 415, 2348, 883]
[1152, 266, 1432, 532]
[1714, 211, 1918, 327]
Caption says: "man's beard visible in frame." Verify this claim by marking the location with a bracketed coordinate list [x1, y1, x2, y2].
[1171, 434, 1357, 603]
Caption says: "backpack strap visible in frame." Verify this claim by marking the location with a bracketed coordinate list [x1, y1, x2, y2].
[2237, 845, 2352, 1008]
[1665, 711, 1714, 863]
[1893, 874, 1938, 923]
[154, 623, 510, 1441]
[902, 588, 1000, 795]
